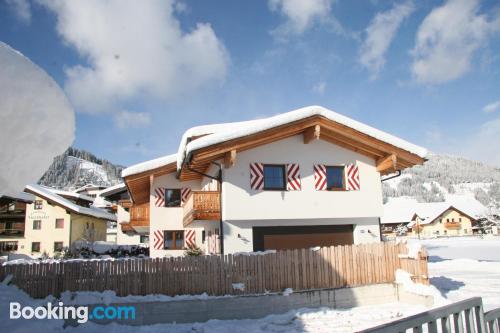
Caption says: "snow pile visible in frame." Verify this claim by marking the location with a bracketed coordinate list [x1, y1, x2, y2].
[395, 269, 447, 305]
[403, 239, 423, 259]
[0, 42, 74, 197]
[232, 283, 245, 291]
[283, 288, 293, 296]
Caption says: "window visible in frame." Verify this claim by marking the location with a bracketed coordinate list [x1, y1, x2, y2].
[140, 235, 149, 244]
[54, 242, 63, 252]
[33, 220, 41, 230]
[163, 230, 184, 250]
[464, 229, 468, 234]
[31, 242, 40, 252]
[164, 189, 181, 207]
[34, 200, 43, 210]
[459, 218, 462, 222]
[263, 164, 286, 190]
[55, 218, 64, 229]
[0, 241, 18, 252]
[326, 166, 345, 190]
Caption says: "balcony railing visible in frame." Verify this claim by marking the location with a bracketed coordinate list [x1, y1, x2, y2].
[0, 229, 24, 236]
[444, 222, 461, 229]
[129, 203, 150, 226]
[183, 191, 221, 226]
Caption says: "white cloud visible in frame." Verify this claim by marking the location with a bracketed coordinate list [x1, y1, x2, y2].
[359, 1, 414, 79]
[269, 0, 333, 37]
[6, 0, 31, 24]
[0, 42, 74, 196]
[483, 100, 500, 113]
[411, 0, 499, 84]
[37, 0, 228, 115]
[114, 111, 151, 129]
[312, 81, 326, 94]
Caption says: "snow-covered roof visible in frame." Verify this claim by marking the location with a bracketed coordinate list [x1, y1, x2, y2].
[178, 105, 428, 169]
[0, 192, 35, 202]
[382, 196, 488, 227]
[123, 105, 428, 178]
[48, 188, 94, 202]
[74, 184, 107, 193]
[25, 184, 116, 221]
[98, 183, 127, 197]
[121, 153, 176, 178]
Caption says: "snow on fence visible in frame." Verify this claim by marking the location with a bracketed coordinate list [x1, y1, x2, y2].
[0, 242, 428, 298]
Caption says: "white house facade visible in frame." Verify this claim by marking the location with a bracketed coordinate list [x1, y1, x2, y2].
[122, 106, 427, 258]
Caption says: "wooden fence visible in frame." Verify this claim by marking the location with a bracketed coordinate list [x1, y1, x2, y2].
[0, 242, 428, 298]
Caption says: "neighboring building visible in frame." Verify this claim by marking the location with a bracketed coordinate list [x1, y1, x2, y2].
[97, 183, 149, 245]
[0, 193, 34, 255]
[122, 106, 427, 257]
[408, 206, 475, 237]
[74, 184, 107, 198]
[382, 197, 487, 238]
[21, 184, 116, 257]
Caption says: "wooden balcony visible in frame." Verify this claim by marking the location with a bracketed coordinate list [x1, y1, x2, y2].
[445, 222, 461, 229]
[183, 191, 221, 227]
[129, 203, 150, 226]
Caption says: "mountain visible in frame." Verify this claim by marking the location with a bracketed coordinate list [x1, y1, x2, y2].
[383, 154, 500, 213]
[38, 147, 124, 190]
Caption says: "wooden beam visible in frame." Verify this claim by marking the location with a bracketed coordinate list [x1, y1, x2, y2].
[224, 149, 237, 168]
[303, 124, 321, 144]
[377, 154, 397, 173]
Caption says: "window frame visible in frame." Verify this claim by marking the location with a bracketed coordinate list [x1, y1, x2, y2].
[325, 165, 346, 191]
[33, 220, 41, 230]
[55, 218, 64, 229]
[263, 164, 287, 191]
[34, 200, 43, 210]
[164, 189, 182, 208]
[140, 235, 149, 244]
[54, 242, 63, 252]
[163, 230, 184, 250]
[31, 242, 40, 253]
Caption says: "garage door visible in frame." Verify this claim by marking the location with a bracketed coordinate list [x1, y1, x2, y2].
[252, 225, 354, 251]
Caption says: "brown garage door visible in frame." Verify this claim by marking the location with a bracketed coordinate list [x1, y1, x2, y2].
[252, 225, 354, 251]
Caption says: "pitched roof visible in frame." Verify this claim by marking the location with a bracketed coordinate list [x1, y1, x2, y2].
[48, 188, 94, 202]
[122, 105, 428, 179]
[382, 196, 487, 227]
[24, 184, 116, 221]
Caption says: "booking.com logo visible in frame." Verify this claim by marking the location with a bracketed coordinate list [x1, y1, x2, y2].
[10, 302, 136, 324]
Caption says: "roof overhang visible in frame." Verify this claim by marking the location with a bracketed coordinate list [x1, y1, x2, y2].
[123, 162, 176, 204]
[180, 115, 426, 181]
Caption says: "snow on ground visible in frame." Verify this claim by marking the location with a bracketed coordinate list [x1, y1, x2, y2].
[418, 236, 500, 311]
[0, 281, 427, 333]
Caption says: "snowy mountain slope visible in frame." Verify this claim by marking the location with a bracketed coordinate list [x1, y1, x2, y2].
[383, 154, 500, 211]
[38, 147, 123, 190]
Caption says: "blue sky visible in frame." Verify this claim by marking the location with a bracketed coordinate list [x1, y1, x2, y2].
[1, 0, 500, 167]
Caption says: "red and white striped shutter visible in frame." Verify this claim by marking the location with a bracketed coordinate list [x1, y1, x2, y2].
[181, 187, 191, 204]
[346, 163, 360, 191]
[314, 164, 327, 190]
[153, 230, 164, 250]
[249, 163, 264, 190]
[286, 163, 301, 191]
[185, 229, 196, 248]
[153, 187, 165, 207]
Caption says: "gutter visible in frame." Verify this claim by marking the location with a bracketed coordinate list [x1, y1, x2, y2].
[380, 170, 401, 182]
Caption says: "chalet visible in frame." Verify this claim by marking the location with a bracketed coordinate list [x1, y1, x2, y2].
[382, 197, 486, 238]
[21, 184, 116, 257]
[122, 106, 427, 257]
[0, 193, 33, 255]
